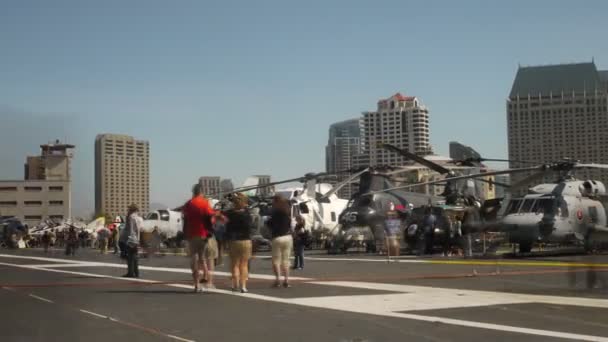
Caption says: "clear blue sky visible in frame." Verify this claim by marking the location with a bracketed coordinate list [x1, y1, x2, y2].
[1, 0, 607, 217]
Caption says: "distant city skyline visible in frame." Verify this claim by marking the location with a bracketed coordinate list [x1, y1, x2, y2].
[1, 0, 607, 216]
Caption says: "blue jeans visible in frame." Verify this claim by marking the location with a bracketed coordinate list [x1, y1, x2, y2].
[294, 241, 305, 269]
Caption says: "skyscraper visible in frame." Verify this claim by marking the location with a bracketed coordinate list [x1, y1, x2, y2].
[325, 119, 361, 198]
[198, 177, 221, 198]
[361, 93, 431, 167]
[507, 62, 608, 188]
[95, 134, 150, 218]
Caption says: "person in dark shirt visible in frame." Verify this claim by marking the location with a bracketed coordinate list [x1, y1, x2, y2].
[267, 195, 293, 288]
[224, 193, 253, 293]
[292, 215, 308, 270]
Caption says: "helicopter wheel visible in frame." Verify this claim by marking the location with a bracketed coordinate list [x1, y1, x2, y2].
[519, 242, 532, 254]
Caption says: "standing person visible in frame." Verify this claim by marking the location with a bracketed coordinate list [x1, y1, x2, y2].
[124, 204, 143, 278]
[118, 222, 129, 260]
[292, 215, 307, 270]
[384, 211, 401, 257]
[49, 229, 56, 249]
[268, 195, 293, 288]
[443, 216, 454, 257]
[41, 231, 51, 253]
[182, 184, 217, 293]
[98, 227, 110, 254]
[65, 226, 78, 256]
[213, 221, 225, 266]
[224, 193, 253, 293]
[112, 225, 120, 254]
[421, 207, 437, 255]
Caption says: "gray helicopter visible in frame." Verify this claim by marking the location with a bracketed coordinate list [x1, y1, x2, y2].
[372, 160, 608, 253]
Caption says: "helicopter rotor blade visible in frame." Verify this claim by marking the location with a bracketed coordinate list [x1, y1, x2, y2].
[365, 166, 544, 196]
[319, 168, 370, 201]
[381, 143, 451, 175]
[574, 163, 608, 170]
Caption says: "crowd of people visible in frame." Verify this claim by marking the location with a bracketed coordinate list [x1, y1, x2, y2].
[182, 184, 301, 293]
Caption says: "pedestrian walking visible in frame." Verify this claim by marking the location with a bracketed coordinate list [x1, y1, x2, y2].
[182, 184, 219, 293]
[268, 195, 293, 288]
[123, 204, 143, 278]
[224, 193, 253, 293]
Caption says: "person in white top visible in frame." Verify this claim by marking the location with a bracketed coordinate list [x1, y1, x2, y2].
[124, 204, 143, 278]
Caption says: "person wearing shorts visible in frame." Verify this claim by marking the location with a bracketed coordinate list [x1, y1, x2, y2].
[224, 193, 253, 293]
[182, 184, 217, 293]
[267, 195, 293, 288]
[202, 235, 219, 288]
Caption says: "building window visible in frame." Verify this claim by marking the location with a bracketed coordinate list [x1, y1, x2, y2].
[24, 201, 43, 206]
[0, 187, 17, 192]
[49, 215, 64, 220]
[49, 200, 64, 206]
[0, 201, 17, 206]
[24, 186, 43, 191]
[24, 215, 42, 220]
[49, 186, 64, 192]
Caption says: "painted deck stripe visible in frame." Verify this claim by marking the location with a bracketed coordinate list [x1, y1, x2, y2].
[166, 334, 196, 342]
[79, 309, 108, 319]
[28, 294, 54, 303]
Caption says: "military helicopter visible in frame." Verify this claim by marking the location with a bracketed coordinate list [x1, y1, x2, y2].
[322, 143, 502, 254]
[371, 159, 608, 254]
[323, 164, 448, 254]
[207, 172, 349, 241]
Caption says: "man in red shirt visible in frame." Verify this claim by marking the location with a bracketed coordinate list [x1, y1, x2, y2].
[183, 184, 218, 292]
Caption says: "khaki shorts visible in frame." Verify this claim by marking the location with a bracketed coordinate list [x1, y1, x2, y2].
[188, 236, 207, 260]
[204, 236, 219, 260]
[229, 240, 252, 263]
[271, 235, 293, 267]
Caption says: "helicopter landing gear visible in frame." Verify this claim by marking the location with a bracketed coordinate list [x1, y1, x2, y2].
[519, 241, 532, 254]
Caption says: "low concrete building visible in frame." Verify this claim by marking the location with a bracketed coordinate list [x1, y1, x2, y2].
[0, 141, 74, 226]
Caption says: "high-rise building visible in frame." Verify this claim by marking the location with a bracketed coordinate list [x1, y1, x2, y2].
[494, 174, 510, 199]
[242, 175, 274, 197]
[362, 93, 432, 167]
[325, 119, 362, 198]
[199, 177, 221, 198]
[449, 141, 482, 162]
[0, 140, 74, 226]
[507, 62, 608, 189]
[220, 179, 234, 194]
[95, 134, 150, 218]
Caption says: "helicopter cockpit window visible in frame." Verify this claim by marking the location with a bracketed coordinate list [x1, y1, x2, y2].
[298, 202, 309, 214]
[158, 210, 170, 221]
[530, 198, 553, 214]
[146, 212, 159, 220]
[520, 199, 534, 213]
[506, 199, 522, 214]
